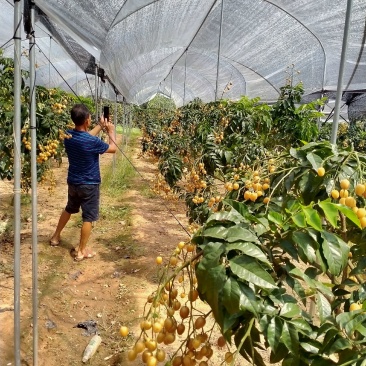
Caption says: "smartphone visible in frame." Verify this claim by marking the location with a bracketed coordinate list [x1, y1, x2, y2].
[103, 106, 110, 120]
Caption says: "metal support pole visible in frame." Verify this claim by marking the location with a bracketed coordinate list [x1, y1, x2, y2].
[29, 3, 38, 365]
[183, 50, 187, 106]
[113, 93, 117, 171]
[75, 64, 78, 95]
[13, 1, 23, 365]
[215, 0, 225, 101]
[330, 0, 353, 144]
[95, 64, 98, 122]
[170, 68, 173, 99]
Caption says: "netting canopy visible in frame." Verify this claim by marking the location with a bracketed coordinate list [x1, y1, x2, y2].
[1, 0, 365, 109]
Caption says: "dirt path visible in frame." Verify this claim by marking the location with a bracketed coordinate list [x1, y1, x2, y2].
[0, 135, 192, 366]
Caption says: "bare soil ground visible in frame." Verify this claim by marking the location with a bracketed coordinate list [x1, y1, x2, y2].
[0, 135, 250, 366]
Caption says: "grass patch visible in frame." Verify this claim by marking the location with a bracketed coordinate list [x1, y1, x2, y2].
[140, 186, 157, 199]
[102, 153, 136, 194]
[99, 204, 131, 223]
[102, 129, 141, 194]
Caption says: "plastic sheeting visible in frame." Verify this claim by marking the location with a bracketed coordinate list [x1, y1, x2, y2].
[1, 0, 365, 109]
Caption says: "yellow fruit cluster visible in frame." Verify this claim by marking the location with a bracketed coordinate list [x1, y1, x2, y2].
[242, 171, 271, 203]
[37, 139, 59, 163]
[331, 179, 366, 228]
[185, 166, 207, 194]
[52, 102, 67, 114]
[58, 129, 72, 141]
[22, 136, 32, 151]
[213, 131, 224, 144]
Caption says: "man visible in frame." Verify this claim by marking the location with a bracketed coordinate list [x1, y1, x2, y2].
[50, 104, 116, 261]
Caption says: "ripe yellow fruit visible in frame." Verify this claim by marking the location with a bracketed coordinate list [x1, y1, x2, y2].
[180, 305, 190, 319]
[350, 303, 362, 311]
[263, 197, 270, 204]
[233, 182, 239, 190]
[156, 256, 163, 265]
[146, 356, 158, 366]
[127, 349, 137, 361]
[156, 349, 166, 362]
[186, 244, 195, 252]
[244, 190, 251, 200]
[170, 256, 178, 266]
[152, 322, 163, 333]
[331, 189, 340, 199]
[134, 341, 145, 353]
[195, 316, 206, 329]
[146, 340, 157, 352]
[188, 289, 199, 302]
[225, 352, 234, 364]
[262, 183, 269, 190]
[172, 356, 183, 366]
[120, 326, 129, 337]
[217, 336, 226, 347]
[345, 197, 356, 208]
[250, 192, 258, 202]
[317, 167, 325, 177]
[178, 241, 185, 249]
[339, 197, 346, 205]
[355, 184, 366, 196]
[340, 179, 350, 190]
[360, 217, 366, 228]
[340, 189, 349, 198]
[357, 208, 366, 219]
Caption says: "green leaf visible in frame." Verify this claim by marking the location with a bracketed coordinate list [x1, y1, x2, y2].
[226, 242, 269, 265]
[306, 152, 323, 170]
[300, 341, 321, 354]
[318, 200, 338, 228]
[202, 226, 228, 240]
[279, 239, 299, 261]
[206, 210, 244, 225]
[238, 282, 260, 316]
[229, 255, 276, 289]
[316, 292, 332, 323]
[226, 224, 259, 243]
[344, 313, 366, 336]
[302, 206, 323, 231]
[268, 211, 284, 226]
[223, 199, 249, 219]
[320, 231, 349, 276]
[288, 318, 314, 336]
[327, 337, 352, 355]
[281, 321, 299, 356]
[222, 277, 242, 314]
[266, 316, 283, 351]
[335, 204, 362, 229]
[280, 303, 301, 318]
[292, 231, 317, 263]
[289, 268, 334, 298]
[292, 211, 306, 228]
[196, 263, 227, 327]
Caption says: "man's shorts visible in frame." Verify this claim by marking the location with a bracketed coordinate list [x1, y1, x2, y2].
[65, 184, 100, 222]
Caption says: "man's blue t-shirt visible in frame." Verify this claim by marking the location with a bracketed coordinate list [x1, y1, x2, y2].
[64, 130, 109, 185]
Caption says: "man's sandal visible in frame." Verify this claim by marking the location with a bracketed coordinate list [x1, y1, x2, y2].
[50, 239, 60, 246]
[74, 249, 96, 262]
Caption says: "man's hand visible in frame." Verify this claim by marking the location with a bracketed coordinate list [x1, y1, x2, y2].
[104, 121, 115, 135]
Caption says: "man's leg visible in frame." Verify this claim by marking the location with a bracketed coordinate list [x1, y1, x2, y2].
[75, 221, 95, 259]
[50, 210, 71, 245]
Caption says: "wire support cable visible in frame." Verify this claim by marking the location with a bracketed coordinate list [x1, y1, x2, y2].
[35, 44, 82, 100]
